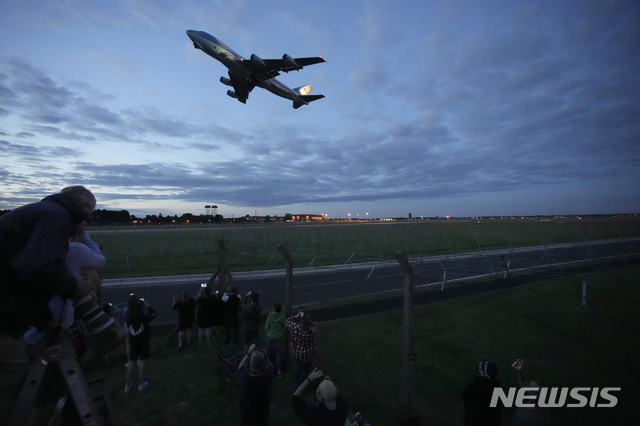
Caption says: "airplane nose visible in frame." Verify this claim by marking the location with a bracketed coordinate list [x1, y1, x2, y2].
[186, 30, 202, 50]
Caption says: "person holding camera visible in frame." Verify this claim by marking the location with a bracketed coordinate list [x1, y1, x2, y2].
[238, 343, 276, 425]
[291, 367, 349, 426]
[173, 291, 195, 350]
[22, 219, 107, 350]
[286, 309, 318, 388]
[212, 290, 225, 341]
[223, 286, 242, 345]
[461, 360, 502, 426]
[242, 290, 262, 354]
[511, 359, 550, 426]
[0, 185, 96, 424]
[195, 284, 216, 346]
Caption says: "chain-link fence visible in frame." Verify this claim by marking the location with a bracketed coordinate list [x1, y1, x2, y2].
[93, 218, 639, 423]
[96, 219, 640, 317]
[95, 219, 638, 278]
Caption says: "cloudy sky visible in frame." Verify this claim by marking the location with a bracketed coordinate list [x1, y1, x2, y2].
[1, 1, 639, 219]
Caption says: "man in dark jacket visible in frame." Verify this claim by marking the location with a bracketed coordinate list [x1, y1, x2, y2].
[239, 344, 276, 425]
[242, 290, 262, 353]
[0, 185, 96, 423]
[461, 360, 503, 426]
[223, 286, 241, 345]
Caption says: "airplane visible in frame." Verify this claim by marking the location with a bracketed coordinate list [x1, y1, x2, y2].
[186, 30, 326, 109]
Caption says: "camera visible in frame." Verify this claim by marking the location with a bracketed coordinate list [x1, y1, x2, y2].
[75, 294, 123, 353]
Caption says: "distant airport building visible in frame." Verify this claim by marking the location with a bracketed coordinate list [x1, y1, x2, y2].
[290, 214, 324, 222]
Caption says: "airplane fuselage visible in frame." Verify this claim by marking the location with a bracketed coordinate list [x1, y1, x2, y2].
[186, 30, 306, 104]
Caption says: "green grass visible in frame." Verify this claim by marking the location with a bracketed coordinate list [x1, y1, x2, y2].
[92, 217, 640, 279]
[82, 265, 640, 425]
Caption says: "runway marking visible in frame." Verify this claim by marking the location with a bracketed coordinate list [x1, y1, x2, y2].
[294, 279, 353, 288]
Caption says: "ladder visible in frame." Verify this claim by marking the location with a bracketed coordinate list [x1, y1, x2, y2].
[8, 340, 119, 425]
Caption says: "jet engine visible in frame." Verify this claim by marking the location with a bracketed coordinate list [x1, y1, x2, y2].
[250, 54, 265, 67]
[227, 90, 246, 104]
[283, 54, 299, 68]
[220, 76, 232, 86]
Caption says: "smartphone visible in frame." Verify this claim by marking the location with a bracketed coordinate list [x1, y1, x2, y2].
[201, 283, 207, 288]
[139, 298, 144, 302]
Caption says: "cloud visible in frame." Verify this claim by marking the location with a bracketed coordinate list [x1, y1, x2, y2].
[0, 1, 639, 217]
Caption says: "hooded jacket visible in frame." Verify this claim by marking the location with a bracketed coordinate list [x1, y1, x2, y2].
[265, 310, 286, 339]
[0, 194, 89, 337]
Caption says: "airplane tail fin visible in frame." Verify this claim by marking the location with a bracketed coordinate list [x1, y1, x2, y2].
[293, 95, 325, 109]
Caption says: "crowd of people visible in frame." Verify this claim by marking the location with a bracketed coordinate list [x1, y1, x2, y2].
[232, 301, 349, 426]
[160, 281, 349, 425]
[1, 185, 548, 425]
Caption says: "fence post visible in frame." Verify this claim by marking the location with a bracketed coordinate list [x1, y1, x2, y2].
[501, 255, 510, 278]
[278, 245, 294, 316]
[395, 251, 414, 417]
[208, 240, 234, 293]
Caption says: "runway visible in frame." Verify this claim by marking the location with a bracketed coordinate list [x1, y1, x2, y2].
[101, 238, 640, 326]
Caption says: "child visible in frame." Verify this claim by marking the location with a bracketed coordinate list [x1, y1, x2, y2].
[125, 299, 156, 392]
[122, 293, 138, 366]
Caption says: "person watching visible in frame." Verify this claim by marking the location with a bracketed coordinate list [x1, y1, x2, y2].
[0, 185, 96, 424]
[285, 309, 318, 387]
[239, 344, 276, 425]
[461, 360, 502, 426]
[291, 367, 349, 426]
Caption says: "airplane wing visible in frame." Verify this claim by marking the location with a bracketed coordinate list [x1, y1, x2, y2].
[263, 56, 326, 71]
[238, 55, 325, 82]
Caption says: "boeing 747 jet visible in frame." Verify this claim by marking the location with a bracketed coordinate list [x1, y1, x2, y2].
[186, 30, 325, 109]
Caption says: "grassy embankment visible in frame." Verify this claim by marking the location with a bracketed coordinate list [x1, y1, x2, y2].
[92, 217, 640, 279]
[82, 265, 639, 425]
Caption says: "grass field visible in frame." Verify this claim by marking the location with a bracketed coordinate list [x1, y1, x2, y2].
[92, 217, 640, 279]
[82, 264, 640, 425]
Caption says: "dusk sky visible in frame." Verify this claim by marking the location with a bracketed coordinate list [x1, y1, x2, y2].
[1, 1, 639, 219]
